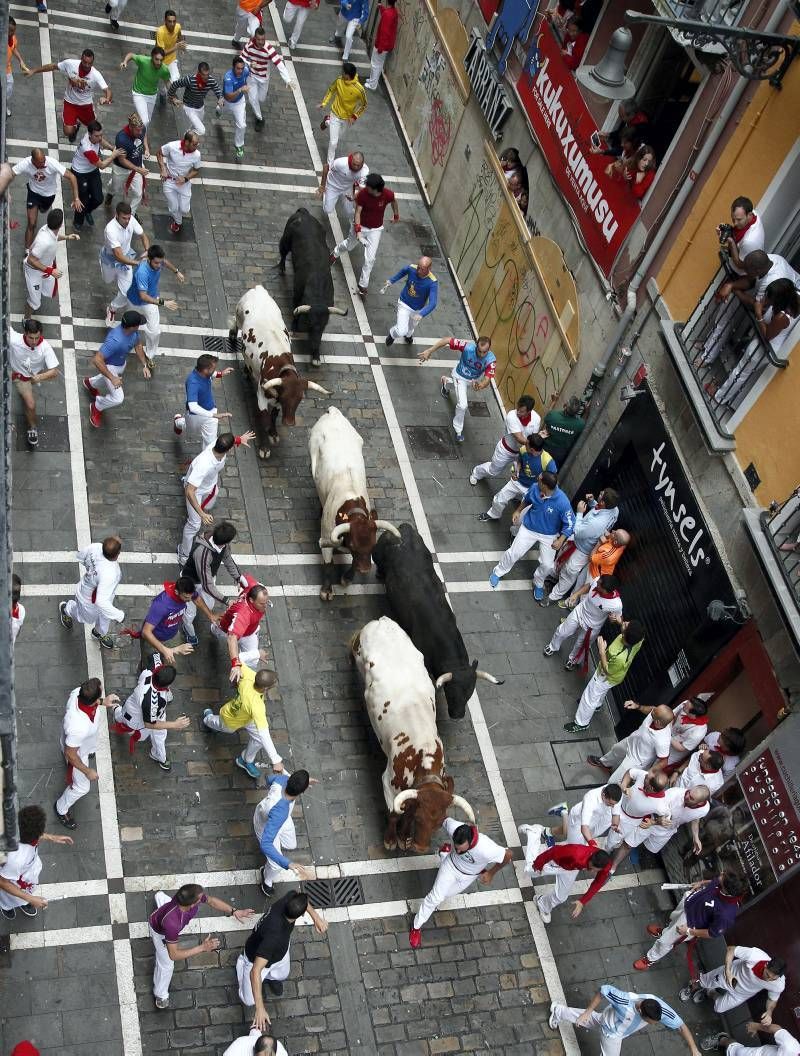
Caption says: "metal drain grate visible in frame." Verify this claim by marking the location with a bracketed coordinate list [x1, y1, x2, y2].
[202, 335, 227, 352]
[304, 876, 364, 909]
[468, 401, 491, 417]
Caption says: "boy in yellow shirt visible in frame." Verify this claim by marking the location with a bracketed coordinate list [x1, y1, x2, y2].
[318, 61, 367, 165]
[154, 8, 186, 93]
[202, 666, 283, 779]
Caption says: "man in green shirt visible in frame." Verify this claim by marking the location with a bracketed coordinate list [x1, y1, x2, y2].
[544, 396, 585, 467]
[565, 619, 645, 732]
[120, 46, 170, 127]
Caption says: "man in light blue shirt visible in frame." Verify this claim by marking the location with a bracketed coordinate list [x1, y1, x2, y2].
[549, 984, 700, 1056]
[549, 487, 620, 603]
[126, 242, 183, 368]
[490, 470, 574, 601]
[222, 56, 250, 159]
[254, 769, 313, 895]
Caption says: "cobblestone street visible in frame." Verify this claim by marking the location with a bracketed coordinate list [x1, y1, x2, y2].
[1, 2, 720, 1054]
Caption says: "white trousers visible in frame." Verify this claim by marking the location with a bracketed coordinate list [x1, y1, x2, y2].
[210, 624, 261, 666]
[65, 594, 113, 634]
[335, 224, 382, 289]
[523, 827, 578, 913]
[549, 546, 590, 601]
[698, 965, 760, 1013]
[183, 103, 207, 136]
[322, 183, 355, 218]
[236, 949, 291, 1006]
[366, 48, 388, 89]
[179, 485, 217, 565]
[413, 856, 477, 929]
[575, 669, 614, 727]
[246, 75, 270, 120]
[334, 14, 360, 59]
[645, 894, 689, 963]
[224, 96, 247, 148]
[6, 71, 13, 112]
[441, 367, 471, 435]
[175, 411, 219, 448]
[261, 816, 297, 885]
[100, 257, 133, 310]
[109, 166, 144, 216]
[109, 0, 129, 12]
[389, 299, 418, 340]
[132, 90, 158, 127]
[600, 739, 653, 786]
[493, 526, 556, 588]
[283, 0, 310, 45]
[150, 890, 174, 999]
[547, 608, 598, 665]
[550, 1006, 624, 1056]
[131, 301, 161, 357]
[24, 263, 56, 311]
[326, 113, 348, 166]
[181, 587, 215, 637]
[163, 178, 192, 223]
[90, 362, 126, 413]
[485, 479, 526, 519]
[113, 704, 168, 762]
[203, 711, 279, 768]
[55, 747, 92, 814]
[472, 440, 517, 483]
[234, 5, 261, 41]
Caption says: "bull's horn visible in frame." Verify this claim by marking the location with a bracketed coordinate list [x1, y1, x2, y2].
[435, 672, 453, 689]
[375, 520, 401, 538]
[293, 304, 311, 316]
[476, 670, 505, 686]
[393, 789, 418, 813]
[306, 381, 331, 395]
[450, 795, 475, 822]
[262, 378, 283, 392]
[330, 522, 351, 544]
[327, 305, 349, 316]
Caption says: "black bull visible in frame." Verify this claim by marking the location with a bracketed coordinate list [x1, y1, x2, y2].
[372, 523, 504, 719]
[278, 208, 347, 365]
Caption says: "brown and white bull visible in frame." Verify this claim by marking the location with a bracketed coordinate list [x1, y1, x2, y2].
[230, 285, 330, 458]
[351, 616, 475, 852]
[309, 406, 399, 600]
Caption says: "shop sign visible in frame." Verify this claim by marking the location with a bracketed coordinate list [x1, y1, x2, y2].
[464, 28, 514, 140]
[516, 24, 641, 275]
[484, 0, 540, 74]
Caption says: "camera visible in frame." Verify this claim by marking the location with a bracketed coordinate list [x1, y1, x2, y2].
[718, 223, 734, 245]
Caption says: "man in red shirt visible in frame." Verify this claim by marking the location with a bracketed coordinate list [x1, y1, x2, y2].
[331, 172, 399, 296]
[211, 575, 270, 681]
[366, 0, 398, 90]
[520, 822, 613, 923]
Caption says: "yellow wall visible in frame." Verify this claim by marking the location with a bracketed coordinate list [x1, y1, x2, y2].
[735, 366, 799, 503]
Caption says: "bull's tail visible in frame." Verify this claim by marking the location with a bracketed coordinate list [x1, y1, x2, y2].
[349, 629, 361, 656]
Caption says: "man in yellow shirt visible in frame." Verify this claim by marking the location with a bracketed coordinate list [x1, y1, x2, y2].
[202, 666, 283, 780]
[154, 8, 186, 93]
[318, 61, 367, 166]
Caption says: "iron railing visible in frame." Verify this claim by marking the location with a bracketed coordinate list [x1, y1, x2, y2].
[762, 488, 800, 609]
[674, 259, 787, 439]
[0, 0, 17, 856]
[654, 0, 746, 27]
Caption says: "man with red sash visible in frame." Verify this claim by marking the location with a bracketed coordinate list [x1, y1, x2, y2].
[111, 661, 190, 771]
[59, 536, 124, 650]
[604, 767, 669, 865]
[0, 805, 73, 920]
[139, 577, 216, 669]
[543, 574, 623, 672]
[469, 394, 541, 485]
[212, 575, 271, 681]
[54, 678, 120, 829]
[521, 823, 614, 923]
[665, 695, 712, 771]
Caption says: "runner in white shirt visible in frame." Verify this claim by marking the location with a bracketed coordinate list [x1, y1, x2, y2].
[58, 536, 125, 649]
[667, 696, 712, 766]
[543, 783, 622, 847]
[253, 771, 297, 890]
[319, 151, 368, 217]
[712, 1023, 800, 1056]
[9, 319, 60, 448]
[605, 768, 670, 858]
[624, 785, 710, 860]
[27, 50, 111, 141]
[590, 702, 674, 784]
[100, 201, 149, 323]
[672, 748, 725, 795]
[11, 149, 82, 247]
[23, 208, 80, 315]
[0, 805, 73, 920]
[544, 575, 623, 672]
[11, 573, 25, 646]
[178, 431, 255, 563]
[409, 818, 512, 948]
[469, 395, 541, 484]
[70, 122, 122, 229]
[157, 132, 202, 234]
[54, 679, 120, 829]
[703, 727, 745, 776]
[224, 1030, 288, 1056]
[691, 945, 786, 1015]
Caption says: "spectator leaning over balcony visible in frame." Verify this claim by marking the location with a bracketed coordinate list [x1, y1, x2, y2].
[508, 169, 529, 216]
[720, 196, 766, 277]
[604, 130, 641, 179]
[499, 146, 524, 180]
[625, 146, 657, 203]
[591, 98, 651, 158]
[560, 16, 589, 70]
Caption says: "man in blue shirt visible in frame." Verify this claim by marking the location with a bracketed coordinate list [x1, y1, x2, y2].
[549, 487, 620, 603]
[83, 309, 147, 428]
[173, 353, 235, 447]
[330, 0, 370, 61]
[126, 243, 184, 369]
[105, 112, 150, 216]
[418, 334, 496, 442]
[222, 56, 250, 159]
[382, 256, 438, 346]
[254, 769, 313, 895]
[490, 469, 575, 600]
[479, 434, 556, 523]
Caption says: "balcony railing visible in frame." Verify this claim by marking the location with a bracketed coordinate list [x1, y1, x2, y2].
[653, 0, 746, 28]
[762, 489, 800, 609]
[673, 261, 787, 439]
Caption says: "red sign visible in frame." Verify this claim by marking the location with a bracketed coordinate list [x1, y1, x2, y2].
[478, 0, 501, 23]
[740, 750, 800, 881]
[516, 25, 641, 276]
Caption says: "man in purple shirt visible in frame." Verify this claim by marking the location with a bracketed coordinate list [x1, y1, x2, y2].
[148, 882, 255, 1009]
[634, 870, 747, 971]
[139, 575, 218, 669]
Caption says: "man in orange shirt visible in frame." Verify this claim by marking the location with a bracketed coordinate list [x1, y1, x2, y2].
[6, 17, 29, 119]
[587, 528, 630, 580]
[233, 0, 268, 49]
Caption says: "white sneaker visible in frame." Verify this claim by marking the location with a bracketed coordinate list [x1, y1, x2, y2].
[105, 305, 116, 325]
[536, 895, 551, 924]
[548, 1003, 559, 1030]
[469, 472, 478, 486]
[518, 823, 543, 840]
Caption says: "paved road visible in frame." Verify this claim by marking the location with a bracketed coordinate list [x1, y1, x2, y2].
[2, 2, 719, 1054]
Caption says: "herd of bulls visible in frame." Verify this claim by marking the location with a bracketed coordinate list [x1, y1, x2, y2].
[228, 210, 504, 855]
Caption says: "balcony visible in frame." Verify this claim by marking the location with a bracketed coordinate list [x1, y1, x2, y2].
[652, 0, 745, 28]
[744, 489, 800, 652]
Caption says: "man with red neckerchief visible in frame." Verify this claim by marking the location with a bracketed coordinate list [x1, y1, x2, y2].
[140, 576, 217, 667]
[544, 573, 623, 673]
[157, 131, 202, 235]
[469, 394, 541, 485]
[8, 319, 60, 448]
[666, 695, 712, 769]
[27, 48, 112, 142]
[111, 661, 190, 772]
[54, 677, 120, 830]
[604, 767, 669, 862]
[589, 702, 674, 784]
[671, 748, 725, 795]
[212, 575, 271, 682]
[520, 822, 614, 923]
[0, 805, 73, 921]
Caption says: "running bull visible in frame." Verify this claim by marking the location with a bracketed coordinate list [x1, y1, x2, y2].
[351, 616, 475, 852]
[230, 285, 330, 459]
[309, 406, 399, 601]
[278, 207, 348, 366]
[373, 523, 504, 719]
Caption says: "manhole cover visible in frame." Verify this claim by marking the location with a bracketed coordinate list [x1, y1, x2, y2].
[150, 213, 194, 240]
[551, 738, 606, 789]
[419, 243, 440, 259]
[202, 335, 228, 353]
[14, 414, 69, 452]
[405, 424, 459, 460]
[468, 401, 490, 417]
[304, 876, 364, 909]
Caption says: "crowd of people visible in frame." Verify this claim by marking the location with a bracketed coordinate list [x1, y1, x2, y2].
[2, 4, 795, 1056]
